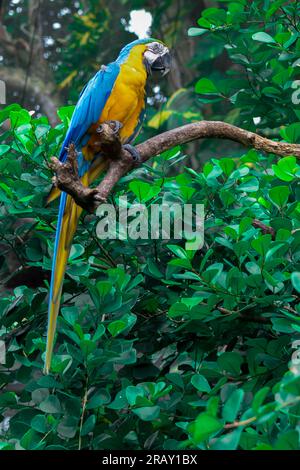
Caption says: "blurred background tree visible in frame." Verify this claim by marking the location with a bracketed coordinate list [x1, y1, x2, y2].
[4, 1, 300, 168]
[0, 0, 242, 168]
[0, 0, 201, 123]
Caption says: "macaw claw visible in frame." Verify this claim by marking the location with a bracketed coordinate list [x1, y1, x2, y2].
[97, 120, 123, 135]
[110, 120, 123, 134]
[123, 144, 141, 163]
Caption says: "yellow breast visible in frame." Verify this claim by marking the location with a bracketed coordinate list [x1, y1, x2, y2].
[83, 44, 148, 160]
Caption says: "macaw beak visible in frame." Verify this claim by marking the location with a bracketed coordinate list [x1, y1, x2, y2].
[151, 50, 171, 76]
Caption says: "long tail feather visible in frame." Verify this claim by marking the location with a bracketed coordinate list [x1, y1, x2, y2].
[44, 191, 83, 373]
[44, 158, 107, 373]
[46, 186, 61, 205]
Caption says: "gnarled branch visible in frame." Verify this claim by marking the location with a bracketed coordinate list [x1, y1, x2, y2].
[50, 120, 300, 213]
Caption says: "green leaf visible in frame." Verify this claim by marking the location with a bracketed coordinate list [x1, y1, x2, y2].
[0, 103, 21, 124]
[80, 339, 97, 357]
[262, 86, 281, 96]
[280, 123, 300, 143]
[69, 244, 85, 260]
[189, 413, 222, 444]
[252, 32, 276, 43]
[188, 27, 208, 37]
[252, 387, 270, 413]
[126, 385, 145, 406]
[291, 272, 300, 292]
[108, 320, 127, 337]
[86, 389, 110, 409]
[0, 443, 15, 450]
[0, 144, 10, 156]
[96, 280, 113, 298]
[20, 429, 42, 450]
[39, 395, 62, 414]
[107, 391, 127, 410]
[0, 392, 17, 406]
[168, 302, 190, 318]
[273, 156, 297, 182]
[211, 428, 242, 450]
[275, 431, 300, 450]
[223, 389, 244, 422]
[191, 374, 211, 393]
[219, 158, 235, 176]
[226, 267, 246, 293]
[57, 105, 75, 123]
[237, 177, 259, 192]
[129, 180, 161, 202]
[269, 185, 289, 208]
[167, 244, 188, 259]
[271, 317, 294, 333]
[251, 234, 272, 257]
[81, 415, 96, 436]
[93, 324, 105, 341]
[46, 445, 68, 450]
[218, 352, 243, 376]
[31, 414, 48, 433]
[61, 306, 79, 326]
[10, 109, 31, 128]
[57, 415, 78, 438]
[273, 166, 294, 182]
[132, 406, 160, 421]
[195, 78, 218, 94]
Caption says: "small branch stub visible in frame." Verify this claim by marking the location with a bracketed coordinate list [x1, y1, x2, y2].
[49, 144, 105, 213]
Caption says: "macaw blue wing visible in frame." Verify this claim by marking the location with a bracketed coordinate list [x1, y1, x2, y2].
[59, 61, 120, 162]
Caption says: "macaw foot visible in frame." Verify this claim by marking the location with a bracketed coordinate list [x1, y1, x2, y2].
[97, 120, 123, 135]
[123, 144, 141, 163]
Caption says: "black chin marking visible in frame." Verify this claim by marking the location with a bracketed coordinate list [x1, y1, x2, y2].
[144, 58, 152, 75]
[151, 66, 165, 73]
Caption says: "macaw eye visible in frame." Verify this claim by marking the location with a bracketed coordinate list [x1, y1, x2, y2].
[147, 42, 164, 54]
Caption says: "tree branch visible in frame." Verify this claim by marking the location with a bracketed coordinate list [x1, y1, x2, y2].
[50, 120, 300, 213]
[252, 219, 275, 238]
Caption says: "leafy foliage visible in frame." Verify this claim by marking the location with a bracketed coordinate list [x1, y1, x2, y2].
[1, 0, 300, 451]
[190, 1, 300, 132]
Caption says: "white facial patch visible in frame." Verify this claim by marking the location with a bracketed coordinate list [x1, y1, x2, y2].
[144, 42, 169, 65]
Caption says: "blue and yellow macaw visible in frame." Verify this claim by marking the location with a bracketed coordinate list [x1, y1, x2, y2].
[44, 38, 171, 373]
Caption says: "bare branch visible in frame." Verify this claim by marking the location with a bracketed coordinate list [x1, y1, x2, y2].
[136, 121, 300, 161]
[50, 120, 300, 212]
[252, 219, 275, 238]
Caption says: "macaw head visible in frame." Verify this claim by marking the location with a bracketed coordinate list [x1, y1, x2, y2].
[143, 41, 171, 77]
[117, 38, 171, 77]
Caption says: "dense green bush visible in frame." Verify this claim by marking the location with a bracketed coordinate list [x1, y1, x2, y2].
[0, 0, 300, 451]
